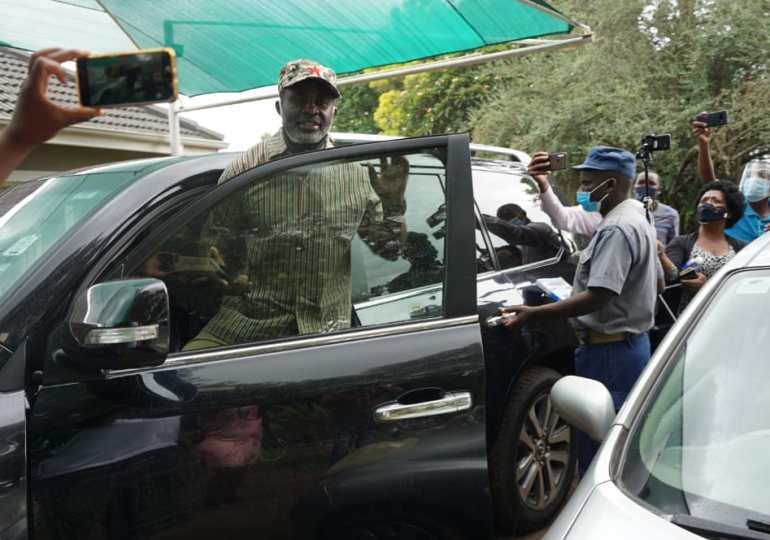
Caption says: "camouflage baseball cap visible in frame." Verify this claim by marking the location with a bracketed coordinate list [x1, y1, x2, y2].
[278, 59, 340, 98]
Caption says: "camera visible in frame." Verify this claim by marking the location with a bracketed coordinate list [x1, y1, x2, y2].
[640, 134, 671, 153]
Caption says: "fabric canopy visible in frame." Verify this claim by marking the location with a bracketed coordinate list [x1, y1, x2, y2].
[1, 0, 578, 97]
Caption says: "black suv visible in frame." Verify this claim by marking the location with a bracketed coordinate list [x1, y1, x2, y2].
[0, 134, 578, 540]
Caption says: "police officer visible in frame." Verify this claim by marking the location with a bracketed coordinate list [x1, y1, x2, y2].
[501, 146, 659, 474]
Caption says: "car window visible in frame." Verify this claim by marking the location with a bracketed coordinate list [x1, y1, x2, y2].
[620, 269, 770, 529]
[0, 172, 137, 302]
[123, 148, 447, 352]
[472, 165, 561, 270]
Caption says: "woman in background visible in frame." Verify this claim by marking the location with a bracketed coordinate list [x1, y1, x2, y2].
[658, 180, 746, 313]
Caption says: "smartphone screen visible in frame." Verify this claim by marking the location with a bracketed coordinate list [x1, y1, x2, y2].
[77, 49, 177, 108]
[549, 152, 567, 171]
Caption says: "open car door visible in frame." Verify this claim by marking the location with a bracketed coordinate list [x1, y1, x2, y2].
[29, 134, 493, 539]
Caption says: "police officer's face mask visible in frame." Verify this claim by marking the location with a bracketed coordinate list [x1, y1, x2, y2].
[576, 178, 612, 213]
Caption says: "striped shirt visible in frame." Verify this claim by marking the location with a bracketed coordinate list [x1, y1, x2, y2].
[200, 130, 383, 344]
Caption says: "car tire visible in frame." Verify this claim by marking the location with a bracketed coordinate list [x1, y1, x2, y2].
[490, 366, 577, 534]
[319, 505, 469, 540]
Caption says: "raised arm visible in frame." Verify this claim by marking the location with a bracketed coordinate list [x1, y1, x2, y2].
[0, 49, 101, 185]
[529, 151, 601, 237]
[359, 156, 411, 261]
[691, 117, 716, 183]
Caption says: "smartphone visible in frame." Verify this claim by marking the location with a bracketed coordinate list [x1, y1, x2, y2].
[549, 152, 568, 171]
[696, 110, 729, 128]
[679, 267, 698, 281]
[77, 48, 178, 108]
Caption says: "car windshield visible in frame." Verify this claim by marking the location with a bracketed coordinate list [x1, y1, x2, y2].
[0, 170, 140, 302]
[620, 268, 770, 529]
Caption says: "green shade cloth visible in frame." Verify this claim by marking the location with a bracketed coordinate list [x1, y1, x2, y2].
[1, 0, 572, 96]
[0, 0, 135, 53]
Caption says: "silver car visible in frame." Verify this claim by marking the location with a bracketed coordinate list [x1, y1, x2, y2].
[547, 232, 770, 539]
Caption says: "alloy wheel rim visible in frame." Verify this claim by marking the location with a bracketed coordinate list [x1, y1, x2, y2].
[516, 391, 571, 511]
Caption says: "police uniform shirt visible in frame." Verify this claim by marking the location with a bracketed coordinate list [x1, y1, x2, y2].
[572, 199, 658, 335]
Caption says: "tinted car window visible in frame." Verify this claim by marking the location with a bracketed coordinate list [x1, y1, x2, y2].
[127, 148, 447, 351]
[0, 172, 137, 302]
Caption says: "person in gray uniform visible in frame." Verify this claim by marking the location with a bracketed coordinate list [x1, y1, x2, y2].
[500, 146, 659, 475]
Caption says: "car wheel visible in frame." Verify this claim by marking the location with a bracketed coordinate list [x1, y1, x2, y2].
[319, 506, 468, 540]
[490, 366, 577, 534]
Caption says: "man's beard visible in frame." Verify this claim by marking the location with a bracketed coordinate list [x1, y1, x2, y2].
[284, 116, 329, 146]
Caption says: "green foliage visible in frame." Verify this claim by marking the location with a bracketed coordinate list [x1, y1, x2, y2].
[334, 52, 508, 136]
[334, 84, 380, 134]
[373, 68, 501, 136]
[333, 0, 770, 229]
[470, 0, 770, 229]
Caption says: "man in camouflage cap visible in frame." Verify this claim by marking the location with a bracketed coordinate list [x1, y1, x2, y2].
[182, 60, 409, 350]
[220, 59, 341, 179]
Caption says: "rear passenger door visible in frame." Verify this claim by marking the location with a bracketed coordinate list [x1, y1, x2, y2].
[29, 135, 492, 539]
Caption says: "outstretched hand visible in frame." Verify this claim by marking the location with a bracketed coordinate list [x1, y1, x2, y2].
[1, 48, 103, 184]
[691, 116, 711, 146]
[7, 48, 102, 148]
[499, 304, 536, 331]
[527, 152, 553, 193]
[368, 155, 410, 214]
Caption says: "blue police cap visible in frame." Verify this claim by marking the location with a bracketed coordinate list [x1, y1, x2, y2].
[573, 146, 636, 180]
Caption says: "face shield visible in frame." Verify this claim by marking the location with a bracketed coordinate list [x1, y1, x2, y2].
[739, 158, 770, 203]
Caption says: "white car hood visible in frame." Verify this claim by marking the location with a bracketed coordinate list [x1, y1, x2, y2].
[561, 481, 702, 540]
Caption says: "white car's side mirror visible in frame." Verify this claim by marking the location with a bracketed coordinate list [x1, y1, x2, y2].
[551, 376, 616, 442]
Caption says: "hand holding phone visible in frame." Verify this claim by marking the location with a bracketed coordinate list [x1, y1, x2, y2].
[77, 48, 178, 108]
[527, 152, 557, 193]
[679, 267, 698, 281]
[548, 152, 568, 171]
[695, 110, 729, 128]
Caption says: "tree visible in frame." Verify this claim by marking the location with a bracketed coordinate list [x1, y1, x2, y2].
[469, 0, 770, 228]
[334, 84, 379, 134]
[334, 58, 506, 136]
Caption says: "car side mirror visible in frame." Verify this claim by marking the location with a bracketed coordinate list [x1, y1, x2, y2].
[551, 376, 615, 442]
[67, 278, 170, 369]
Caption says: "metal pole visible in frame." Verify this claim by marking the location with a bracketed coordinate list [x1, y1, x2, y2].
[179, 32, 593, 114]
[168, 100, 183, 155]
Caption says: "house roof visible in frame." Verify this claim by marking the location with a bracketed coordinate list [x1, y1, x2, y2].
[0, 47, 224, 141]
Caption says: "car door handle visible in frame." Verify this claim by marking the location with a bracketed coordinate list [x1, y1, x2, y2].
[374, 391, 472, 423]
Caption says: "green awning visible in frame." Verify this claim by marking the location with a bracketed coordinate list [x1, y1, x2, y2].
[1, 0, 581, 97]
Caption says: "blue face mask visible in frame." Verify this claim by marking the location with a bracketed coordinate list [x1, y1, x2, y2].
[576, 179, 611, 213]
[742, 176, 770, 203]
[509, 218, 526, 226]
[635, 186, 658, 201]
[576, 191, 598, 212]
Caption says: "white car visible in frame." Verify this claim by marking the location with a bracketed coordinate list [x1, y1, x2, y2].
[548, 232, 770, 539]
